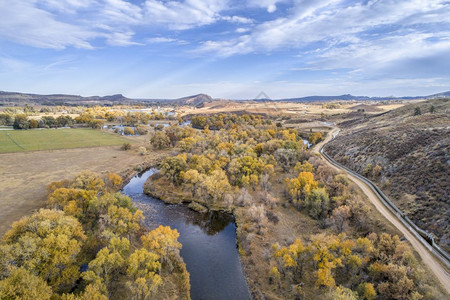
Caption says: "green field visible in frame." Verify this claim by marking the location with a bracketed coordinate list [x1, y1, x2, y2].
[0, 129, 129, 153]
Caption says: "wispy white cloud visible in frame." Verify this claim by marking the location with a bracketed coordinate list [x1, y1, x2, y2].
[1, 0, 449, 98]
[106, 31, 142, 46]
[247, 0, 289, 13]
[199, 0, 450, 78]
[221, 15, 254, 24]
[146, 37, 189, 45]
[0, 0, 247, 49]
[0, 1, 96, 49]
[147, 37, 178, 43]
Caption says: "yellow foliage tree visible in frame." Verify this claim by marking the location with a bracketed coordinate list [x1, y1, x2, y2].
[2, 209, 86, 291]
[0, 267, 53, 300]
[106, 173, 123, 191]
[72, 170, 105, 191]
[141, 226, 182, 267]
[126, 248, 162, 299]
[284, 171, 318, 205]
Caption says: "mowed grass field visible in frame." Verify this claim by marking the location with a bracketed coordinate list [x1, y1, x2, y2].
[0, 128, 128, 153]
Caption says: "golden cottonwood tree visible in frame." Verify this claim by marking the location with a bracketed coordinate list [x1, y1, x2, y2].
[0, 267, 52, 300]
[126, 248, 162, 299]
[141, 226, 182, 267]
[1, 209, 86, 292]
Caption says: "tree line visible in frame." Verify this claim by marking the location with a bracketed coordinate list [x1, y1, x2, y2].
[0, 171, 190, 299]
[145, 113, 444, 299]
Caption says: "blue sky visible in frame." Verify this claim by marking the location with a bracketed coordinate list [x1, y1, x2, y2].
[0, 0, 449, 99]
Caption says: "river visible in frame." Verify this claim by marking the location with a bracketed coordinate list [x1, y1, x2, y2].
[123, 169, 251, 300]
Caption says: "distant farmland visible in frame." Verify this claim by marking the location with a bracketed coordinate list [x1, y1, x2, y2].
[0, 129, 128, 153]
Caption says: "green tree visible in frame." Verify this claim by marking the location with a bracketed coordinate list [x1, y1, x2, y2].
[305, 188, 330, 219]
[414, 107, 421, 116]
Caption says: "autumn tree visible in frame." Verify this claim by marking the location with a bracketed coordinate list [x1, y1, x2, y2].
[126, 248, 162, 299]
[13, 114, 29, 129]
[61, 284, 107, 300]
[1, 209, 86, 292]
[141, 226, 182, 268]
[83, 237, 131, 295]
[325, 286, 357, 300]
[200, 169, 231, 204]
[357, 282, 376, 300]
[372, 165, 382, 178]
[228, 156, 265, 187]
[151, 131, 170, 149]
[284, 171, 318, 206]
[106, 173, 123, 191]
[294, 161, 314, 173]
[273, 238, 306, 278]
[0, 267, 53, 300]
[72, 170, 105, 191]
[124, 127, 135, 135]
[180, 169, 204, 197]
[29, 118, 39, 128]
[160, 154, 187, 185]
[105, 205, 144, 239]
[47, 188, 98, 220]
[308, 132, 324, 144]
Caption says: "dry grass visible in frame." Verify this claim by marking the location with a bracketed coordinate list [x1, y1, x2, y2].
[0, 143, 166, 236]
[179, 101, 405, 118]
[325, 98, 450, 251]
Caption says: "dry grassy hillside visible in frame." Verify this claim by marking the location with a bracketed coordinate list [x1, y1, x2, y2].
[325, 98, 450, 251]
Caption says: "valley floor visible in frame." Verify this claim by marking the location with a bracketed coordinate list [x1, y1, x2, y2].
[0, 145, 161, 235]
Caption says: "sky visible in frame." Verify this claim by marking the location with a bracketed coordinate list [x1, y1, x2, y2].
[0, 0, 449, 99]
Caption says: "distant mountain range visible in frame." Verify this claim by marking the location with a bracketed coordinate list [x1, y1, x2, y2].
[0, 90, 448, 106]
[260, 91, 450, 102]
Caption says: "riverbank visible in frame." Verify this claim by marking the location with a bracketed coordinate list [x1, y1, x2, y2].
[142, 169, 319, 299]
[144, 171, 232, 212]
[126, 169, 251, 300]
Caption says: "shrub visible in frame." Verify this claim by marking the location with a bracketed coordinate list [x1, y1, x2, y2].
[124, 127, 135, 135]
[121, 143, 132, 150]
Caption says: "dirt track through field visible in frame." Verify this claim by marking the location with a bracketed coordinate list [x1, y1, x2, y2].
[314, 128, 450, 294]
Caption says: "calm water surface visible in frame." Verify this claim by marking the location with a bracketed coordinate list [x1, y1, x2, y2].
[123, 169, 251, 300]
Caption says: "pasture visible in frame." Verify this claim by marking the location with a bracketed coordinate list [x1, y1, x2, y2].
[0, 128, 128, 153]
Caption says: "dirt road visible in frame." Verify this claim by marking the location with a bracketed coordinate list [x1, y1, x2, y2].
[314, 128, 450, 294]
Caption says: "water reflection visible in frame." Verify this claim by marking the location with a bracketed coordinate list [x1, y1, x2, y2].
[188, 210, 234, 236]
[123, 170, 250, 300]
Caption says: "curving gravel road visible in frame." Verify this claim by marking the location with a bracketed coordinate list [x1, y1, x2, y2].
[314, 128, 450, 295]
